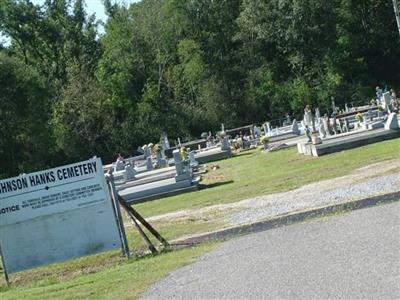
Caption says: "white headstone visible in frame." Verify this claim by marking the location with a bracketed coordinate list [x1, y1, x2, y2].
[362, 113, 368, 128]
[253, 126, 262, 137]
[155, 152, 167, 168]
[173, 150, 183, 175]
[161, 133, 170, 150]
[384, 113, 399, 130]
[146, 157, 153, 171]
[318, 119, 326, 138]
[143, 145, 151, 158]
[114, 159, 125, 172]
[173, 149, 190, 181]
[221, 136, 230, 151]
[304, 111, 313, 128]
[291, 120, 300, 135]
[323, 117, 330, 136]
[189, 151, 198, 167]
[315, 108, 320, 119]
[263, 123, 268, 135]
[382, 92, 391, 110]
[123, 165, 136, 181]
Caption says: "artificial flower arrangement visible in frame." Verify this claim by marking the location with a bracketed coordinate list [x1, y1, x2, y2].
[355, 112, 363, 122]
[260, 135, 269, 144]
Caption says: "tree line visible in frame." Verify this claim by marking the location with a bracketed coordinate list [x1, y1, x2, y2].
[1, 0, 399, 178]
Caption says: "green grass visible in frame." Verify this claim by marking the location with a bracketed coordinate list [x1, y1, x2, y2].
[1, 242, 218, 300]
[135, 138, 400, 217]
[124, 216, 224, 253]
[1, 138, 398, 299]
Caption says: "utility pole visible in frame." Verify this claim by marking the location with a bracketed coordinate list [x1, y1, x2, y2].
[394, 0, 400, 38]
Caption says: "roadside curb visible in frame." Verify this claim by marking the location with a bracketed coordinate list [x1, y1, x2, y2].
[171, 190, 400, 245]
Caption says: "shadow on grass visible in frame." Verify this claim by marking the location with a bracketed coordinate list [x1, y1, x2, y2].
[199, 180, 234, 190]
[233, 151, 256, 158]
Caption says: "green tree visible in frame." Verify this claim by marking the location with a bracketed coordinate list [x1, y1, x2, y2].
[52, 61, 113, 161]
[0, 0, 101, 93]
[0, 53, 52, 178]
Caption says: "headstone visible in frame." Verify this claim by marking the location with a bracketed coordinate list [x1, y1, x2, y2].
[221, 136, 230, 151]
[146, 156, 153, 171]
[323, 117, 331, 136]
[382, 92, 391, 110]
[318, 119, 326, 138]
[342, 118, 349, 133]
[266, 122, 271, 133]
[363, 113, 368, 128]
[137, 146, 144, 154]
[123, 165, 136, 181]
[156, 152, 167, 168]
[384, 113, 399, 130]
[305, 126, 312, 142]
[291, 120, 300, 135]
[253, 126, 262, 137]
[315, 107, 321, 120]
[172, 149, 190, 182]
[173, 150, 183, 174]
[114, 159, 125, 172]
[263, 123, 268, 135]
[189, 151, 198, 167]
[304, 110, 313, 127]
[161, 132, 170, 150]
[331, 117, 338, 134]
[285, 114, 291, 125]
[376, 86, 383, 100]
[143, 145, 151, 158]
[304, 106, 315, 132]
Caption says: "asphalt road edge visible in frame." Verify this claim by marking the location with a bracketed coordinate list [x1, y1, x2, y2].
[171, 190, 400, 246]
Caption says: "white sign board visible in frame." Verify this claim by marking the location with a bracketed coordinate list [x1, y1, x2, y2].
[0, 158, 121, 273]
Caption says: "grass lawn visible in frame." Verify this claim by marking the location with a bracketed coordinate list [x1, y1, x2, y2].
[1, 138, 398, 299]
[135, 138, 400, 217]
[0, 242, 218, 300]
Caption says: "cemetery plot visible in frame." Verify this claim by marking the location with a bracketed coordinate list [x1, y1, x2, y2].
[309, 128, 400, 157]
[0, 158, 122, 274]
[297, 113, 400, 157]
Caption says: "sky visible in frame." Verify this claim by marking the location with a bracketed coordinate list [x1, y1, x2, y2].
[0, 0, 140, 45]
[30, 0, 141, 24]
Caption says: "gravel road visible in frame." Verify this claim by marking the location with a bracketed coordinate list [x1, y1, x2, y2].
[229, 170, 400, 226]
[147, 160, 400, 245]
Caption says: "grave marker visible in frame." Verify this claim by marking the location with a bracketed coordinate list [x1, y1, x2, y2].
[146, 157, 154, 171]
[384, 113, 399, 130]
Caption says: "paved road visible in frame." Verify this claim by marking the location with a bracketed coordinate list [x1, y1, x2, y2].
[144, 202, 400, 299]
